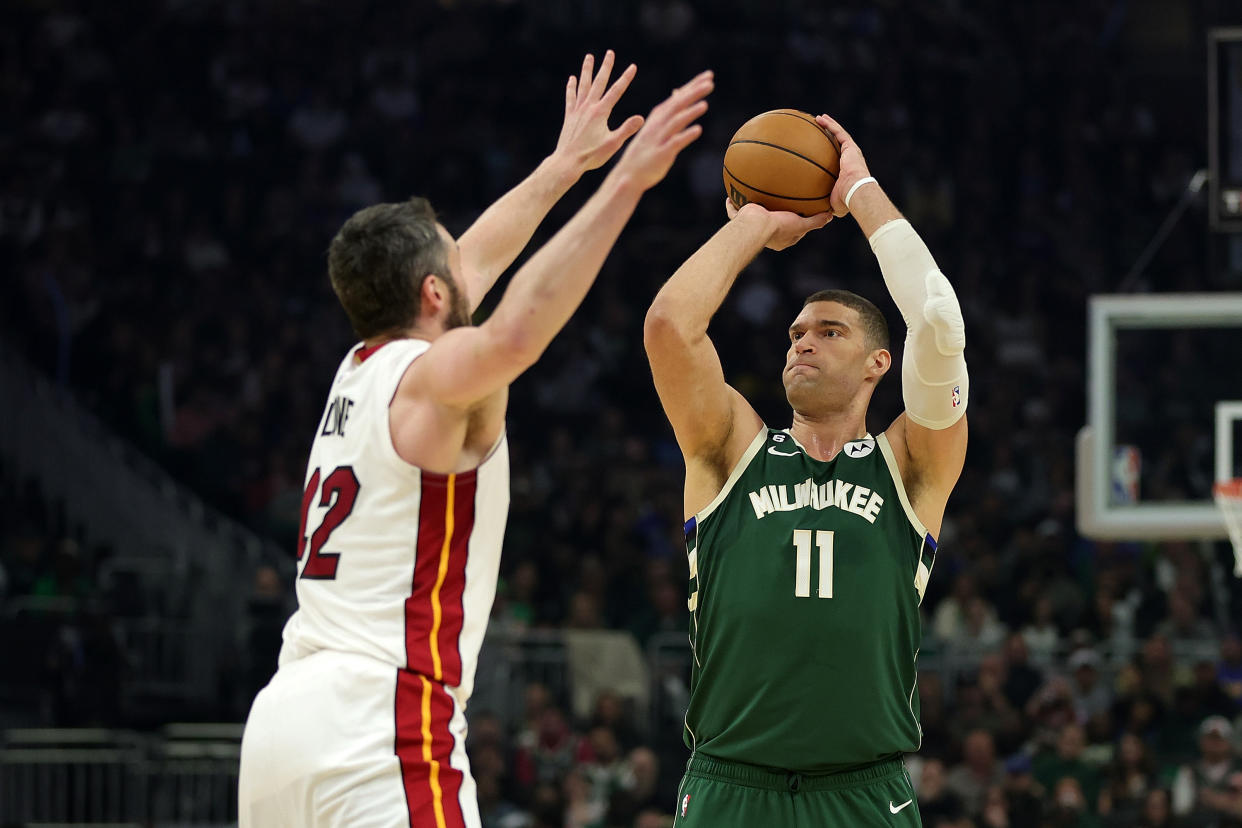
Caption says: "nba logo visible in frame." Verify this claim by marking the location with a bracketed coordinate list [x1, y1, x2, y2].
[1111, 445, 1141, 504]
[951, 386, 961, 408]
[681, 794, 691, 816]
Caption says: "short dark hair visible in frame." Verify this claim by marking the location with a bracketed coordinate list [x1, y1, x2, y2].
[802, 289, 889, 351]
[327, 197, 448, 339]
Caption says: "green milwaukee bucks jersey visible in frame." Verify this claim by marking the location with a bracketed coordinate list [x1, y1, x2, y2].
[682, 427, 937, 772]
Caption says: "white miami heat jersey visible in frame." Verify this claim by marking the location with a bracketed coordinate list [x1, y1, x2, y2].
[278, 338, 509, 706]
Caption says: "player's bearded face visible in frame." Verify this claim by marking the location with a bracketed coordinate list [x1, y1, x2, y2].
[442, 274, 471, 330]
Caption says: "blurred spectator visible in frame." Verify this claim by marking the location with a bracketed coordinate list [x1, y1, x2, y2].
[1033, 723, 1102, 810]
[977, 785, 1009, 828]
[1021, 595, 1062, 666]
[1217, 633, 1242, 711]
[605, 747, 665, 828]
[589, 690, 642, 754]
[1171, 716, 1242, 824]
[1002, 632, 1045, 712]
[1139, 635, 1180, 709]
[1027, 676, 1080, 754]
[1156, 590, 1218, 653]
[563, 767, 605, 828]
[626, 576, 687, 649]
[632, 810, 672, 828]
[1001, 753, 1046, 828]
[916, 756, 966, 825]
[1066, 648, 1113, 723]
[515, 705, 580, 792]
[1045, 776, 1093, 828]
[947, 729, 1004, 815]
[933, 573, 981, 641]
[492, 560, 540, 634]
[1137, 788, 1182, 828]
[918, 672, 950, 740]
[1098, 733, 1156, 827]
[950, 667, 1023, 753]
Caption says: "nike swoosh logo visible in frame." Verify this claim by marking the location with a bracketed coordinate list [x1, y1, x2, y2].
[889, 799, 913, 814]
[768, 447, 800, 457]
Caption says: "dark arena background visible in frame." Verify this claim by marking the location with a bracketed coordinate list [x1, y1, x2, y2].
[4, 1, 1242, 826]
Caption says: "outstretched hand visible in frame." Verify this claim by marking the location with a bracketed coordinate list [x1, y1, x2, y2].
[553, 51, 645, 176]
[612, 70, 714, 192]
[725, 199, 831, 251]
[816, 114, 873, 217]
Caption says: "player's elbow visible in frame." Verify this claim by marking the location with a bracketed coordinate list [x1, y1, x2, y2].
[481, 317, 544, 375]
[643, 303, 695, 355]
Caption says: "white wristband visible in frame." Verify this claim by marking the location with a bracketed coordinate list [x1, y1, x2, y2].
[844, 176, 877, 210]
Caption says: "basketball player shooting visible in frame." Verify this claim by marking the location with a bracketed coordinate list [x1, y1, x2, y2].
[644, 114, 968, 827]
[237, 53, 713, 828]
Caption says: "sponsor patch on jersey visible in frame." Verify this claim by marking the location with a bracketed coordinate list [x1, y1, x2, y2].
[681, 794, 691, 817]
[843, 437, 875, 458]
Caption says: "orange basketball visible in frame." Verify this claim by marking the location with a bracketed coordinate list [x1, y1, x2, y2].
[723, 109, 840, 216]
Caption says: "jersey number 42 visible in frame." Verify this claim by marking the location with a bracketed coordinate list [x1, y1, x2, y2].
[296, 465, 360, 580]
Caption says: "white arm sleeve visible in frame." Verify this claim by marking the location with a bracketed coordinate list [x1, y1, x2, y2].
[868, 219, 968, 430]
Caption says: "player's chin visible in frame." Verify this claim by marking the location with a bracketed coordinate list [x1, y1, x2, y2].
[782, 375, 817, 404]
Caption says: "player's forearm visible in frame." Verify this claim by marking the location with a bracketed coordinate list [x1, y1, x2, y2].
[864, 193, 969, 428]
[486, 169, 643, 363]
[845, 179, 902, 238]
[457, 154, 581, 311]
[647, 208, 773, 340]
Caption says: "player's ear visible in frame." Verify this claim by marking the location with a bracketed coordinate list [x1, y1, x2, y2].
[868, 347, 891, 379]
[420, 273, 445, 305]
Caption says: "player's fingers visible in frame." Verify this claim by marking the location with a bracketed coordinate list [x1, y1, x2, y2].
[662, 98, 709, 136]
[807, 212, 833, 230]
[666, 122, 704, 154]
[601, 63, 637, 109]
[589, 49, 615, 99]
[816, 114, 850, 144]
[577, 53, 594, 100]
[565, 76, 576, 112]
[816, 113, 844, 132]
[612, 113, 644, 142]
[724, 198, 738, 219]
[653, 70, 713, 117]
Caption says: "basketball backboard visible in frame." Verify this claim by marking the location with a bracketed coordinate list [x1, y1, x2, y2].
[1076, 293, 1242, 540]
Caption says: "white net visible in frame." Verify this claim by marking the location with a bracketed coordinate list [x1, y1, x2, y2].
[1213, 479, 1242, 577]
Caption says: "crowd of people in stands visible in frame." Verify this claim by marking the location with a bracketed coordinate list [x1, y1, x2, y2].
[3, 0, 1242, 826]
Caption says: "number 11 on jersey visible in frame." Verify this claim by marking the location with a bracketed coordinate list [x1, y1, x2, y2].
[792, 529, 834, 598]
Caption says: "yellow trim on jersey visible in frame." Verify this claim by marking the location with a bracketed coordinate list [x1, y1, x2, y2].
[419, 675, 448, 828]
[429, 474, 456, 682]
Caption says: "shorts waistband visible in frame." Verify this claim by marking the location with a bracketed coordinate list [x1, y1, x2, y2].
[685, 754, 904, 793]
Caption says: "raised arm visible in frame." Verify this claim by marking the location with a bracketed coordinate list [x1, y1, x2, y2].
[645, 203, 828, 517]
[412, 71, 715, 410]
[818, 115, 968, 533]
[456, 51, 644, 311]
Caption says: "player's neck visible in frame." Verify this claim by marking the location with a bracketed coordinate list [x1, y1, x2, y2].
[788, 407, 870, 462]
[363, 318, 443, 349]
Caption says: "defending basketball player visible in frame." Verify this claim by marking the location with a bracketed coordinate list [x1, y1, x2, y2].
[644, 114, 968, 827]
[238, 53, 713, 827]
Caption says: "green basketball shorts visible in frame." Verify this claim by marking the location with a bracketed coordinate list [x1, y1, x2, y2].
[672, 754, 921, 828]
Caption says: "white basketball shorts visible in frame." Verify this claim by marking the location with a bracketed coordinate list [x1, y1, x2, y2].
[239, 650, 479, 828]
